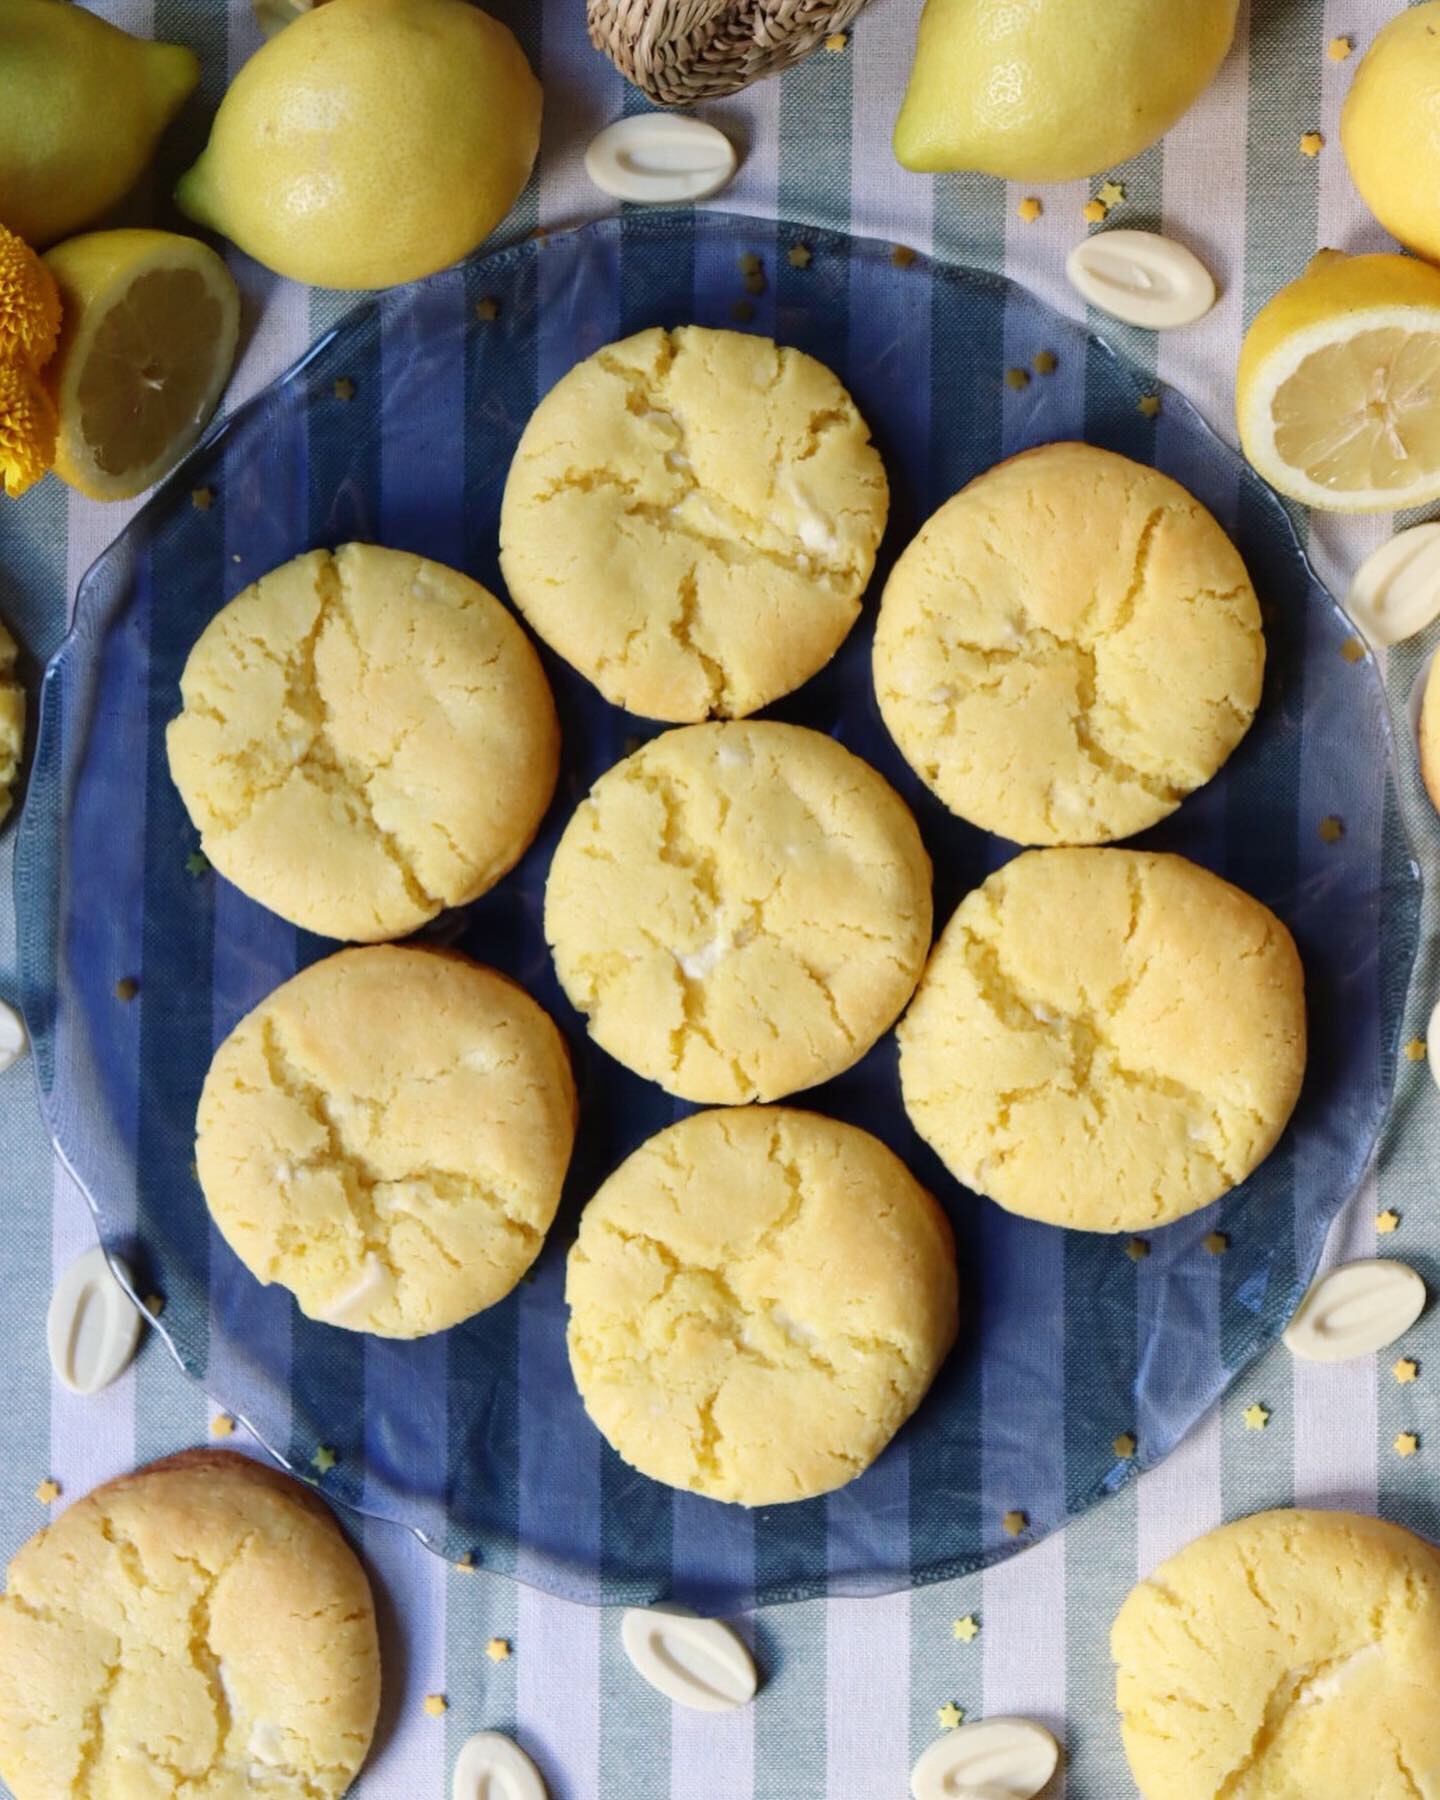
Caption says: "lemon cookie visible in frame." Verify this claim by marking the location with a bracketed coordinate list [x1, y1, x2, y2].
[1415, 655, 1440, 815]
[0, 617, 22, 826]
[167, 542, 559, 942]
[499, 325, 889, 721]
[898, 848, 1306, 1231]
[874, 443, 1264, 845]
[567, 1106, 958, 1505]
[197, 945, 577, 1337]
[545, 721, 932, 1103]
[0, 1449, 379, 1799]
[1113, 1508, 1440, 1799]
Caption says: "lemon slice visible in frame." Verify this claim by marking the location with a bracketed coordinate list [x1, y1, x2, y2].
[1237, 250, 1440, 513]
[42, 229, 239, 502]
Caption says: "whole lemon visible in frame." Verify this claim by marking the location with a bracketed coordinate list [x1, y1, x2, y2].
[0, 0, 198, 246]
[1342, 3, 1440, 264]
[895, 0, 1240, 181]
[176, 0, 541, 291]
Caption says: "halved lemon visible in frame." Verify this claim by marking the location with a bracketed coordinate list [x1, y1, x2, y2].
[1237, 250, 1440, 514]
[41, 229, 239, 502]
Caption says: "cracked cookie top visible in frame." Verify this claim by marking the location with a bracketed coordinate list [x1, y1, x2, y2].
[498, 324, 889, 722]
[0, 616, 23, 828]
[1112, 1508, 1440, 1800]
[874, 442, 1264, 846]
[166, 543, 560, 943]
[898, 848, 1306, 1232]
[566, 1107, 958, 1505]
[544, 721, 933, 1104]
[0, 1449, 379, 1799]
[196, 946, 577, 1338]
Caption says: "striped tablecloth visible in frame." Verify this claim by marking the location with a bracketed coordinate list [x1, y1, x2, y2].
[3, 3, 1439, 1795]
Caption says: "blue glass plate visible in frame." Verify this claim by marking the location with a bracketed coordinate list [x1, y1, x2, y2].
[15, 213, 1420, 1612]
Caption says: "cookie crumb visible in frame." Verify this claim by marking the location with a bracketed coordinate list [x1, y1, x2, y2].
[1327, 35, 1353, 61]
[312, 1444, 338, 1474]
[474, 297, 500, 323]
[1319, 815, 1344, 843]
[1203, 1231, 1230, 1256]
[787, 244, 812, 269]
[1300, 130, 1325, 158]
[952, 1614, 980, 1642]
[824, 31, 848, 52]
[1377, 1209, 1401, 1234]
[1404, 1038, 1427, 1062]
[423, 1693, 448, 1717]
[1113, 1432, 1137, 1459]
[486, 1636, 512, 1662]
[1004, 367, 1031, 391]
[34, 1479, 59, 1505]
[1395, 1431, 1419, 1458]
[1138, 393, 1162, 419]
[1126, 1236, 1151, 1262]
[1097, 179, 1126, 209]
[1394, 1358, 1419, 1385]
[144, 1293, 165, 1318]
[1243, 1402, 1270, 1431]
[1017, 196, 1043, 223]
[936, 1701, 965, 1731]
[1341, 635, 1367, 663]
[1032, 349, 1058, 375]
[190, 486, 214, 512]
[114, 977, 139, 1003]
[332, 377, 356, 402]
[1002, 1509, 1028, 1537]
[210, 1414, 235, 1439]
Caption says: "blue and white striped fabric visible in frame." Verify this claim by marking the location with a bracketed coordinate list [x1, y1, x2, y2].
[3, 3, 1440, 1796]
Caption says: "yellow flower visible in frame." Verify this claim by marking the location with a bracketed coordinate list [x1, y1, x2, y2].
[0, 224, 61, 369]
[0, 359, 57, 498]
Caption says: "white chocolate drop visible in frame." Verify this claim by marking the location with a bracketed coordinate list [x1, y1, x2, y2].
[1065, 230, 1217, 330]
[1282, 1258, 1426, 1363]
[0, 999, 26, 1074]
[1347, 523, 1440, 646]
[585, 116, 738, 205]
[1427, 998, 1440, 1086]
[46, 1246, 145, 1396]
[910, 1716, 1061, 1800]
[452, 1731, 548, 1800]
[620, 1604, 758, 1712]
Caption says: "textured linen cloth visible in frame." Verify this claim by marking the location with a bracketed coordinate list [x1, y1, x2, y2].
[0, 3, 1437, 1796]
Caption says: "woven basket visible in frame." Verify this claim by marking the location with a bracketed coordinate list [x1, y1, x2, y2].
[588, 0, 874, 106]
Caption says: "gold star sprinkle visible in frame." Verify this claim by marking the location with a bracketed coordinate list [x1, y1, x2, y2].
[1377, 1209, 1401, 1234]
[190, 486, 214, 512]
[1319, 815, 1344, 843]
[1405, 1038, 1428, 1063]
[1017, 196, 1043, 223]
[1083, 198, 1107, 224]
[891, 245, 918, 268]
[1243, 1402, 1270, 1431]
[474, 297, 500, 322]
[1327, 35, 1353, 61]
[486, 1637, 512, 1662]
[332, 377, 356, 401]
[738, 253, 762, 277]
[787, 244, 812, 269]
[731, 299, 755, 323]
[115, 977, 139, 1002]
[1002, 1509, 1028, 1537]
[1126, 1236, 1151, 1262]
[1203, 1232, 1230, 1255]
[454, 1551, 475, 1572]
[423, 1693, 448, 1717]
[936, 1702, 965, 1731]
[1300, 131, 1325, 158]
[34, 1479, 59, 1505]
[1394, 1358, 1419, 1386]
[210, 1414, 235, 1439]
[312, 1444, 338, 1474]
[1395, 1431, 1419, 1458]
[144, 1293, 165, 1318]
[1113, 1432, 1137, 1459]
[1341, 635, 1367, 663]
[1138, 393, 1162, 419]
[1005, 367, 1031, 391]
[743, 269, 766, 296]
[952, 1614, 980, 1643]
[824, 31, 848, 51]
[1032, 349, 1058, 375]
[1098, 179, 1126, 209]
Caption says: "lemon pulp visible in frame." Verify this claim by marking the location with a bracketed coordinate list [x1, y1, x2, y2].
[1271, 326, 1440, 498]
